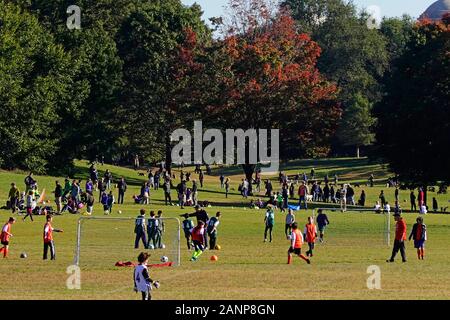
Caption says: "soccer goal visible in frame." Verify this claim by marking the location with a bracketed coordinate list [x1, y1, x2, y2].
[73, 216, 181, 267]
[312, 207, 391, 247]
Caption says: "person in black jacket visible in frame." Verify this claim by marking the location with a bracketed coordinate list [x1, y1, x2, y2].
[189, 205, 209, 249]
[117, 177, 127, 205]
[54, 181, 63, 214]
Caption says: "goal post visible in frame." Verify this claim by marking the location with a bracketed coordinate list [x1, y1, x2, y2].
[312, 207, 391, 247]
[73, 216, 181, 267]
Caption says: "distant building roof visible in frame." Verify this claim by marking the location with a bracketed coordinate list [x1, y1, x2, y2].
[419, 0, 450, 21]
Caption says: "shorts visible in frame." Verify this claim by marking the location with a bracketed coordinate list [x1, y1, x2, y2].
[26, 207, 32, 215]
[307, 242, 315, 250]
[318, 225, 326, 232]
[192, 240, 205, 252]
[414, 240, 425, 249]
[1, 241, 9, 246]
[288, 247, 302, 255]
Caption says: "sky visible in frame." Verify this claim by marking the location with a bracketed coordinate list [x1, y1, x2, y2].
[181, 0, 438, 23]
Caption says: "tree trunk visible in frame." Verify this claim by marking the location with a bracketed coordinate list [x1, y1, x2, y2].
[242, 164, 256, 196]
[165, 135, 172, 176]
[356, 146, 360, 158]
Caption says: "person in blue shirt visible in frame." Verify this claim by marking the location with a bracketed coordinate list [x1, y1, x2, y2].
[316, 209, 330, 243]
[181, 213, 194, 250]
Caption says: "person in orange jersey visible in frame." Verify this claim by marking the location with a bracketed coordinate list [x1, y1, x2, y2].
[0, 217, 16, 258]
[303, 216, 317, 257]
[287, 222, 311, 265]
[387, 213, 407, 263]
[43, 215, 63, 260]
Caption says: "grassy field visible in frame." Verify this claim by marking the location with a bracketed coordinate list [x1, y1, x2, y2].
[0, 158, 449, 300]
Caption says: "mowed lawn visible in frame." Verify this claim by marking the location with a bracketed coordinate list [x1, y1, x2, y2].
[0, 158, 449, 300]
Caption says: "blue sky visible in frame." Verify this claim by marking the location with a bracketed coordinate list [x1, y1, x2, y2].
[182, 0, 437, 22]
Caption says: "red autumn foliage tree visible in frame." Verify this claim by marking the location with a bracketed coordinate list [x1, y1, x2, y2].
[199, 0, 341, 184]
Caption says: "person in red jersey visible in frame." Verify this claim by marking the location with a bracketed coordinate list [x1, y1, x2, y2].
[287, 222, 310, 265]
[0, 217, 16, 258]
[409, 216, 427, 260]
[190, 220, 206, 261]
[303, 216, 317, 257]
[387, 213, 407, 263]
[43, 215, 63, 260]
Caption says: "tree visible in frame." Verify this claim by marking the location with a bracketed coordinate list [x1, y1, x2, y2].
[374, 15, 450, 205]
[200, 0, 340, 189]
[282, 0, 389, 155]
[116, 0, 210, 172]
[337, 93, 376, 158]
[0, 1, 85, 172]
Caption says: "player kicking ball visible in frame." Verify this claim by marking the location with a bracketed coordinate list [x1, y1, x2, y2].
[287, 222, 311, 265]
[190, 220, 206, 261]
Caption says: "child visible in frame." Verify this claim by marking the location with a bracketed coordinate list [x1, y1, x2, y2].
[207, 212, 221, 250]
[101, 192, 109, 215]
[43, 214, 63, 260]
[276, 192, 283, 210]
[304, 216, 317, 257]
[181, 213, 194, 250]
[23, 190, 35, 221]
[190, 220, 206, 261]
[107, 191, 115, 214]
[0, 217, 16, 258]
[264, 205, 275, 242]
[316, 209, 330, 243]
[285, 209, 295, 237]
[146, 211, 158, 249]
[287, 222, 310, 265]
[156, 210, 165, 249]
[224, 178, 230, 198]
[133, 252, 159, 301]
[134, 209, 148, 249]
[409, 216, 427, 260]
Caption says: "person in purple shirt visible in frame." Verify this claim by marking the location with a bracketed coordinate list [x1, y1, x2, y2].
[85, 179, 94, 196]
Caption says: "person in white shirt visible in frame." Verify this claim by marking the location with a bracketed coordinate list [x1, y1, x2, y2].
[23, 190, 36, 221]
[285, 209, 295, 237]
[133, 252, 159, 300]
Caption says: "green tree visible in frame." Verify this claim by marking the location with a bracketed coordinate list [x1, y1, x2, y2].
[0, 1, 85, 172]
[374, 16, 450, 204]
[116, 0, 210, 171]
[337, 93, 376, 158]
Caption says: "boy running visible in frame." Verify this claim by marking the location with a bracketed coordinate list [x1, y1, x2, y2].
[316, 209, 330, 243]
[409, 216, 427, 260]
[43, 215, 63, 260]
[190, 221, 206, 261]
[133, 252, 160, 301]
[304, 217, 317, 257]
[287, 222, 311, 265]
[181, 213, 194, 250]
[0, 217, 16, 258]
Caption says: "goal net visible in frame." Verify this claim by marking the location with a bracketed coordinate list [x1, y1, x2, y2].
[73, 216, 181, 268]
[312, 207, 392, 248]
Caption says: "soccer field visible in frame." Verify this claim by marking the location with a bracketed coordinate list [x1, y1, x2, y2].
[1, 159, 449, 300]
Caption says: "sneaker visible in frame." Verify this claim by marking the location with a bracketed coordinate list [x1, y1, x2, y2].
[306, 259, 311, 264]
[264, 239, 267, 242]
[386, 259, 394, 263]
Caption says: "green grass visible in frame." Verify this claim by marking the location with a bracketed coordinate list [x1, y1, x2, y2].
[0, 158, 449, 300]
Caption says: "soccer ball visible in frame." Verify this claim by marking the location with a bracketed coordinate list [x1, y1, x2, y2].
[210, 255, 218, 261]
[161, 244, 166, 249]
[149, 244, 154, 250]
[117, 210, 122, 214]
[214, 244, 221, 250]
[20, 252, 27, 259]
[160, 256, 169, 263]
